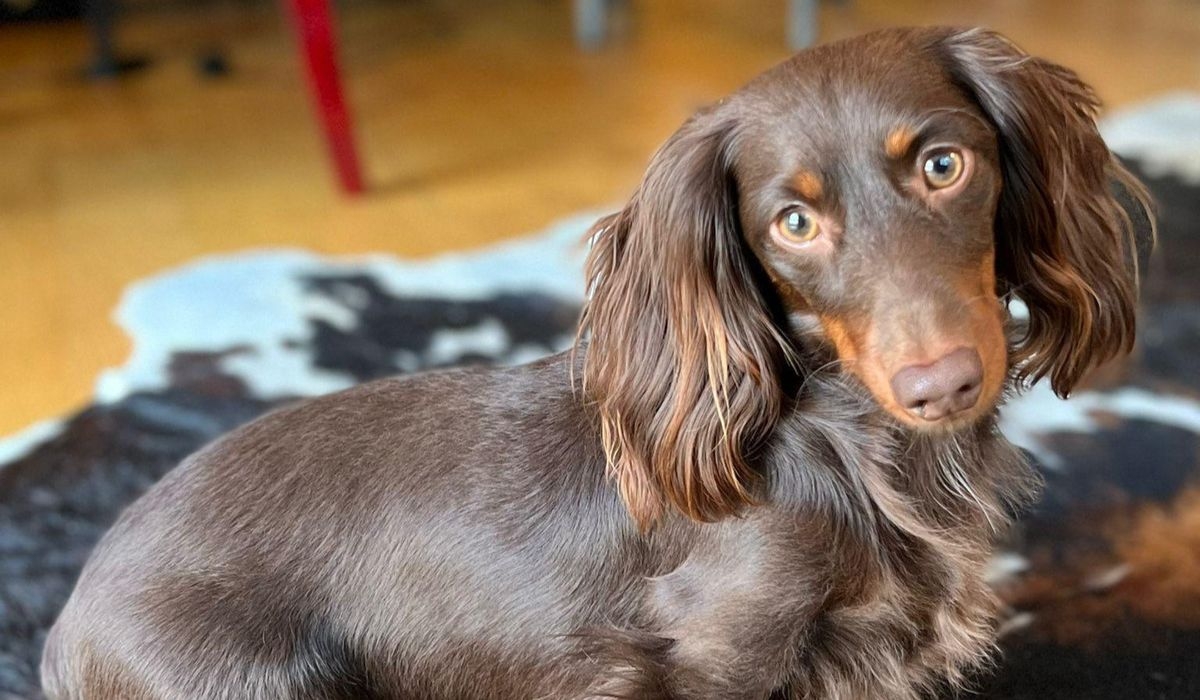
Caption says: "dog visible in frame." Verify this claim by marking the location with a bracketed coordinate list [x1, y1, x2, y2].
[42, 26, 1151, 699]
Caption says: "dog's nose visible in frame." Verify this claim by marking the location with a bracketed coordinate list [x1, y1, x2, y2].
[890, 347, 984, 422]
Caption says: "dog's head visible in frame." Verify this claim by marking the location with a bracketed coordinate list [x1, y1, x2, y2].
[579, 27, 1152, 529]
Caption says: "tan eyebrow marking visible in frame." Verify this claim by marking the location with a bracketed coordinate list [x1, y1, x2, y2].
[885, 126, 917, 159]
[792, 170, 823, 201]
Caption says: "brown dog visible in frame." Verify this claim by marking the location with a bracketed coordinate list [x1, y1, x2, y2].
[42, 27, 1150, 699]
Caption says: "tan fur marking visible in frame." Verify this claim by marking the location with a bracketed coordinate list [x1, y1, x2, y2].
[884, 126, 917, 159]
[958, 251, 1008, 414]
[793, 171, 824, 201]
[818, 315, 860, 366]
[820, 314, 911, 420]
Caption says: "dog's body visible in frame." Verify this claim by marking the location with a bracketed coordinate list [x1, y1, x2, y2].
[43, 27, 1149, 699]
[42, 354, 1029, 699]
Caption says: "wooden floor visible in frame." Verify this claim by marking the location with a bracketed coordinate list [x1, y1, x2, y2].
[2, 0, 1199, 436]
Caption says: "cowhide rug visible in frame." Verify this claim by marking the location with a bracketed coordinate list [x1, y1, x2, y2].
[2, 95, 1200, 699]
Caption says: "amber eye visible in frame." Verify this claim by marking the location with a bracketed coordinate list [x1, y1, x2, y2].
[775, 207, 820, 242]
[922, 150, 965, 189]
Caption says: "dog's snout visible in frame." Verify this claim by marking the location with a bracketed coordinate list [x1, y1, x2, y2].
[890, 347, 984, 421]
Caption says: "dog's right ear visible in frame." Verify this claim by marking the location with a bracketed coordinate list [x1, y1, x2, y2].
[928, 27, 1155, 397]
[577, 107, 793, 531]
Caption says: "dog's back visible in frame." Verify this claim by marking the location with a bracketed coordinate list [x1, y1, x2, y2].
[41, 352, 640, 699]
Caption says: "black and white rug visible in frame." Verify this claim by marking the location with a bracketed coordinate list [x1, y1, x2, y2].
[2, 96, 1200, 699]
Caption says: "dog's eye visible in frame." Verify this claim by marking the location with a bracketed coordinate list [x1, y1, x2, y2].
[922, 150, 964, 189]
[776, 208, 820, 242]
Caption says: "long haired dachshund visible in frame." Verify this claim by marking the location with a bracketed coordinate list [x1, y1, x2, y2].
[43, 26, 1151, 699]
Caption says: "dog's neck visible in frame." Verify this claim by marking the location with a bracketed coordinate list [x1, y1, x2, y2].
[771, 371, 1038, 547]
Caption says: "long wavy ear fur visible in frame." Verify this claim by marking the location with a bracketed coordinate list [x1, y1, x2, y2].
[576, 109, 792, 531]
[930, 28, 1155, 397]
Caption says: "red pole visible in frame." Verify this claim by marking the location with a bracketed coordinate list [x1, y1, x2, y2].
[285, 0, 366, 195]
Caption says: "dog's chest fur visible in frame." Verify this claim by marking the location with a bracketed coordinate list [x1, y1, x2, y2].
[794, 501, 1002, 700]
[714, 386, 1032, 698]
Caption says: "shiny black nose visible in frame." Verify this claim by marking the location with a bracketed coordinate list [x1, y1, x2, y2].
[890, 347, 984, 421]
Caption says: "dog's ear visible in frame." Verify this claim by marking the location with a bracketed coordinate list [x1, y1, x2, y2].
[578, 107, 792, 530]
[930, 28, 1154, 397]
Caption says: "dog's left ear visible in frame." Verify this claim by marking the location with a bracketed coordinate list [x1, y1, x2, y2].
[929, 28, 1154, 397]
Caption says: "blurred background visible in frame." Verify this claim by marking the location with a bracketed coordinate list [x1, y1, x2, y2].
[4, 2, 1200, 697]
[2, 0, 1199, 437]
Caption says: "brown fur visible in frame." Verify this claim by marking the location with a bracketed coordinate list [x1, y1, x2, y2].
[43, 27, 1150, 699]
[932, 29, 1152, 396]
